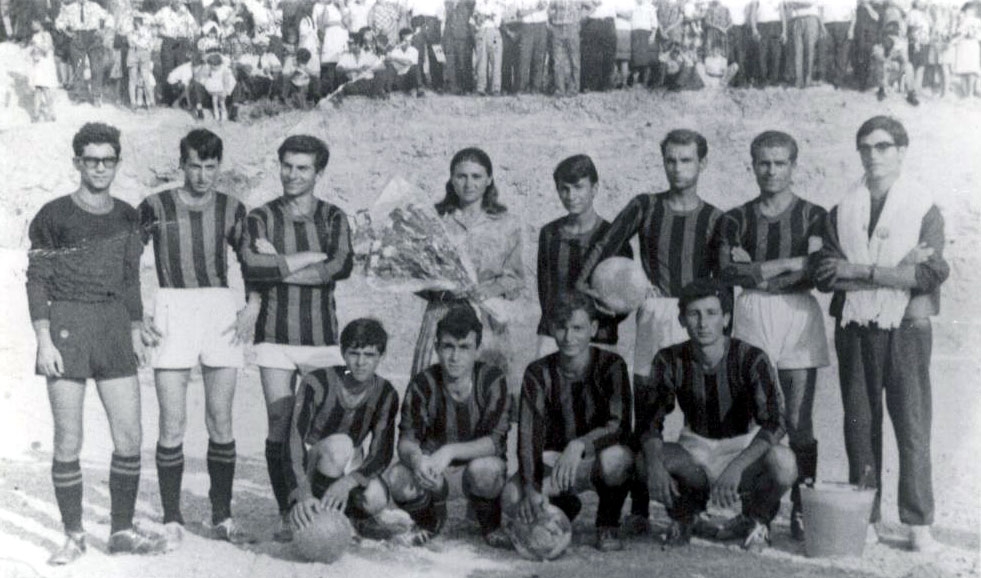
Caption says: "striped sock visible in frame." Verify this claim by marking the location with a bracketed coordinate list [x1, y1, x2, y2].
[264, 440, 289, 515]
[109, 453, 141, 534]
[207, 440, 236, 525]
[156, 443, 185, 525]
[52, 459, 84, 533]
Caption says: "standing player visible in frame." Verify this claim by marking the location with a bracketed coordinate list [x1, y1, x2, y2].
[576, 129, 724, 533]
[138, 129, 260, 546]
[504, 293, 634, 551]
[387, 306, 512, 547]
[27, 122, 167, 564]
[717, 130, 829, 541]
[637, 280, 795, 551]
[536, 154, 632, 357]
[240, 135, 354, 541]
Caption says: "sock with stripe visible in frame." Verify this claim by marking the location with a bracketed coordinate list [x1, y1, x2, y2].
[264, 440, 290, 515]
[156, 443, 185, 525]
[207, 440, 236, 525]
[109, 453, 141, 534]
[52, 459, 84, 533]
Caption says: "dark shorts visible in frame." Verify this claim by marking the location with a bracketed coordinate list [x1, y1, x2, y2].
[46, 300, 137, 380]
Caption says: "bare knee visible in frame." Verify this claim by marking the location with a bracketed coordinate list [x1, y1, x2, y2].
[314, 434, 355, 477]
[765, 445, 798, 489]
[385, 463, 422, 503]
[598, 445, 634, 487]
[463, 457, 506, 499]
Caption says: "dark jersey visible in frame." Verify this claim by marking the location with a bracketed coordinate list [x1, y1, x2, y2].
[518, 348, 630, 490]
[138, 188, 248, 289]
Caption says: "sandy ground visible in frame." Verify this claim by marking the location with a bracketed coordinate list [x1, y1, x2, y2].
[1, 42, 980, 577]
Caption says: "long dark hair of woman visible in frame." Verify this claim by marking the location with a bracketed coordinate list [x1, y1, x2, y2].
[434, 147, 508, 216]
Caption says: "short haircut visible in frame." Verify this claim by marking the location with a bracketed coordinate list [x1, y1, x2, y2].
[677, 279, 733, 316]
[295, 47, 312, 64]
[277, 135, 330, 172]
[548, 292, 597, 329]
[855, 115, 909, 149]
[660, 129, 708, 160]
[72, 122, 121, 157]
[399, 27, 413, 41]
[340, 318, 388, 354]
[436, 305, 483, 348]
[553, 154, 599, 185]
[180, 129, 223, 164]
[750, 130, 798, 163]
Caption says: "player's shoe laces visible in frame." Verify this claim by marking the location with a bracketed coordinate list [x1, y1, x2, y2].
[108, 526, 169, 555]
[272, 514, 293, 543]
[392, 524, 433, 547]
[48, 531, 86, 565]
[742, 520, 771, 552]
[212, 518, 257, 544]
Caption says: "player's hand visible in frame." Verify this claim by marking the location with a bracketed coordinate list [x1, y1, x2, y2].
[647, 460, 679, 510]
[140, 316, 164, 347]
[321, 476, 358, 512]
[36, 343, 64, 378]
[290, 498, 321, 530]
[899, 242, 934, 266]
[254, 238, 277, 255]
[711, 462, 743, 509]
[551, 440, 584, 494]
[224, 302, 259, 345]
[730, 246, 752, 263]
[517, 489, 547, 525]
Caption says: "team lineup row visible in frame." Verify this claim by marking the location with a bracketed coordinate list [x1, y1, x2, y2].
[25, 116, 948, 565]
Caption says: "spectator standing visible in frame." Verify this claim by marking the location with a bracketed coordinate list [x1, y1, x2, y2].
[518, 0, 549, 92]
[473, 0, 503, 95]
[548, 0, 583, 96]
[748, 0, 786, 87]
[443, 0, 475, 94]
[55, 0, 114, 105]
[582, 0, 618, 91]
[407, 0, 445, 91]
[818, 0, 853, 89]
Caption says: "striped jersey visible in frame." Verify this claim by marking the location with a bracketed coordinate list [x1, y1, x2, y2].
[718, 194, 826, 293]
[537, 217, 632, 344]
[399, 362, 511, 459]
[287, 366, 399, 496]
[138, 188, 248, 288]
[518, 348, 630, 490]
[241, 196, 353, 346]
[578, 193, 723, 298]
[637, 338, 785, 446]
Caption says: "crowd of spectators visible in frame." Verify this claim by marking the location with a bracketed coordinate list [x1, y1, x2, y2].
[3, 0, 981, 121]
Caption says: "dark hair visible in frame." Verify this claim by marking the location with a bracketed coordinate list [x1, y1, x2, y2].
[435, 147, 507, 216]
[340, 318, 389, 355]
[72, 122, 121, 157]
[436, 305, 483, 348]
[660, 129, 708, 160]
[677, 279, 733, 317]
[553, 154, 598, 185]
[398, 27, 413, 41]
[180, 129, 223, 164]
[548, 292, 597, 329]
[750, 130, 798, 163]
[855, 115, 909, 149]
[295, 47, 312, 64]
[278, 135, 330, 172]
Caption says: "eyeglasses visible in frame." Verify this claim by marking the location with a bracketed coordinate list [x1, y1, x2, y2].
[856, 142, 897, 155]
[78, 156, 119, 169]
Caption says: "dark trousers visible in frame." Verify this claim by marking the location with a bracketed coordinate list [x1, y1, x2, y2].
[518, 21, 547, 92]
[443, 35, 474, 94]
[411, 15, 443, 90]
[835, 320, 935, 526]
[755, 21, 784, 86]
[581, 17, 616, 92]
[500, 22, 521, 93]
[821, 21, 851, 87]
[69, 30, 105, 99]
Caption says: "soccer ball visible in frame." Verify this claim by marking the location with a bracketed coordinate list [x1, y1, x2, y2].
[292, 508, 354, 564]
[589, 257, 651, 314]
[504, 504, 573, 561]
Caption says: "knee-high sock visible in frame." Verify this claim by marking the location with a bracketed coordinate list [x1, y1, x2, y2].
[207, 440, 236, 525]
[156, 443, 184, 525]
[264, 440, 290, 515]
[110, 453, 141, 534]
[52, 459, 84, 533]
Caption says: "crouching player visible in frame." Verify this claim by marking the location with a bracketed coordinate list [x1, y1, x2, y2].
[387, 306, 512, 547]
[503, 293, 634, 552]
[286, 319, 401, 538]
[636, 280, 796, 551]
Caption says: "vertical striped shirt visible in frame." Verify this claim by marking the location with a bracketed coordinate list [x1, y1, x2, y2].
[138, 189, 248, 289]
[637, 338, 785, 446]
[287, 366, 399, 499]
[241, 197, 353, 346]
[718, 194, 826, 293]
[578, 193, 723, 298]
[399, 362, 511, 458]
[537, 217, 632, 344]
[518, 348, 630, 490]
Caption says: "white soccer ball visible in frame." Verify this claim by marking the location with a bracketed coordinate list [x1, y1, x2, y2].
[590, 257, 651, 314]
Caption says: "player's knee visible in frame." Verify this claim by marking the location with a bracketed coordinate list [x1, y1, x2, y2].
[314, 434, 355, 476]
[599, 445, 634, 487]
[385, 463, 421, 503]
[765, 445, 798, 489]
[463, 457, 506, 499]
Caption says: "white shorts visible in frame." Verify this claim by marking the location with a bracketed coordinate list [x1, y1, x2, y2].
[253, 342, 344, 373]
[634, 295, 689, 377]
[732, 290, 829, 370]
[151, 288, 244, 369]
[678, 427, 757, 485]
